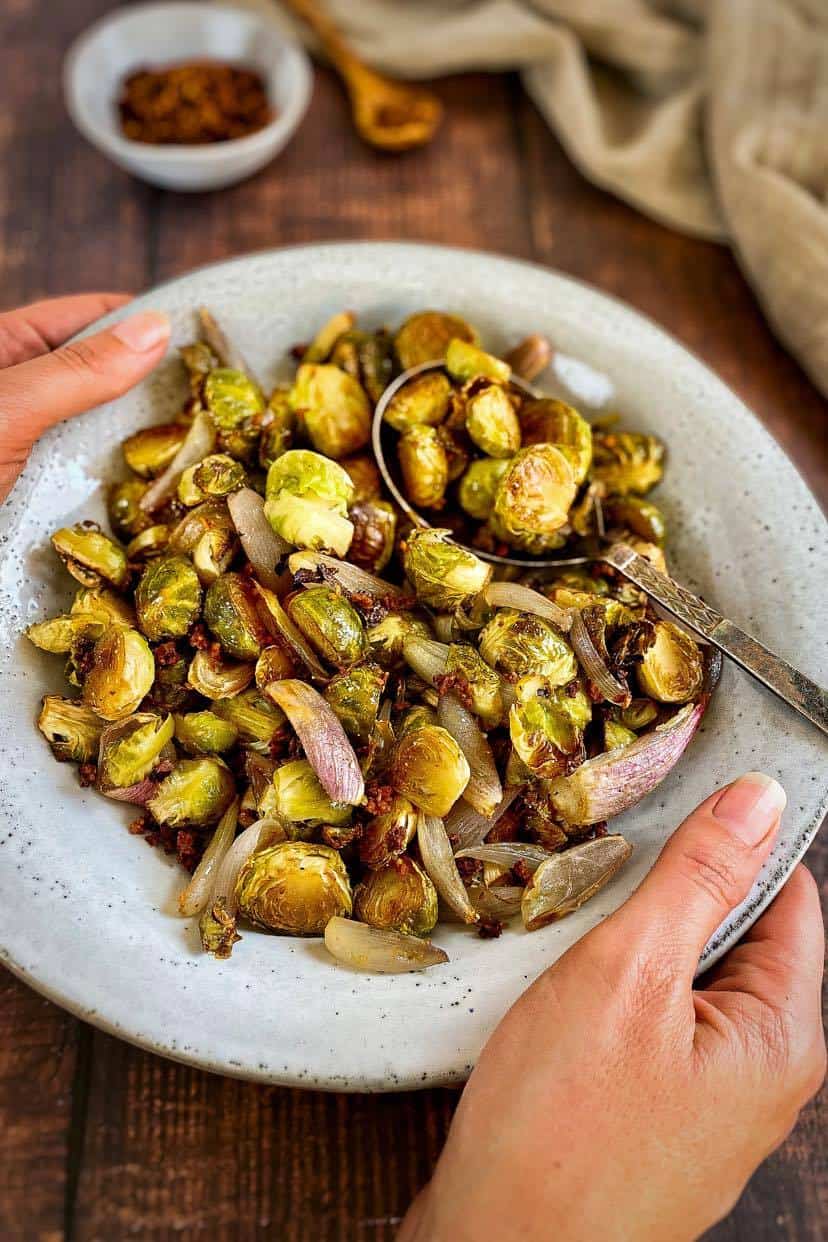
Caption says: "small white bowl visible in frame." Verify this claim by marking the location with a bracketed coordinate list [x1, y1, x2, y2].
[63, 1, 312, 191]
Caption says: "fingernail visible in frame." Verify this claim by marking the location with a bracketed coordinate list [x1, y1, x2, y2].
[712, 772, 786, 845]
[111, 310, 170, 352]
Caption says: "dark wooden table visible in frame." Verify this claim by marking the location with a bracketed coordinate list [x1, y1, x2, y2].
[1, 4, 826, 1239]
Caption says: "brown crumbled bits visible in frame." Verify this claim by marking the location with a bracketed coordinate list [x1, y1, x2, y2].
[455, 857, 483, 883]
[365, 783, 395, 816]
[154, 640, 180, 668]
[477, 918, 503, 940]
[434, 671, 474, 712]
[118, 61, 272, 146]
[511, 860, 534, 886]
[78, 763, 97, 788]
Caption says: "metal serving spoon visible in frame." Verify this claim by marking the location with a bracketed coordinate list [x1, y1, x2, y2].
[282, 0, 443, 151]
[373, 360, 828, 738]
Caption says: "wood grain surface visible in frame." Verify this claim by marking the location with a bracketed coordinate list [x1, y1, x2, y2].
[0, 3, 825, 1239]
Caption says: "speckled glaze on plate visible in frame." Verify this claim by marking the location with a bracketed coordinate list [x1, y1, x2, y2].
[0, 243, 825, 1091]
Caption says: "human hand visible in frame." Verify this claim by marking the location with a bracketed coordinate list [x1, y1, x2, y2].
[0, 294, 170, 503]
[399, 772, 826, 1242]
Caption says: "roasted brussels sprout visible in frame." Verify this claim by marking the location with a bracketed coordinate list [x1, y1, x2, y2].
[436, 424, 471, 483]
[254, 644, 298, 688]
[82, 626, 155, 721]
[603, 495, 666, 545]
[261, 758, 352, 830]
[303, 310, 356, 363]
[636, 621, 703, 703]
[203, 367, 265, 431]
[340, 453, 382, 502]
[367, 612, 432, 668]
[604, 720, 637, 750]
[26, 613, 106, 654]
[591, 431, 664, 495]
[445, 338, 510, 384]
[618, 698, 659, 731]
[235, 841, 352, 935]
[147, 757, 235, 827]
[210, 688, 285, 750]
[457, 458, 510, 521]
[403, 528, 491, 612]
[108, 478, 153, 541]
[135, 556, 202, 642]
[127, 524, 171, 563]
[519, 398, 593, 484]
[359, 795, 418, 868]
[354, 856, 438, 936]
[390, 723, 470, 816]
[323, 662, 386, 744]
[290, 363, 371, 459]
[178, 454, 245, 507]
[187, 648, 255, 699]
[492, 445, 577, 544]
[258, 390, 296, 469]
[51, 523, 129, 591]
[330, 328, 395, 405]
[383, 371, 452, 432]
[37, 696, 104, 763]
[394, 311, 477, 370]
[97, 712, 175, 792]
[180, 339, 218, 393]
[348, 499, 397, 574]
[174, 710, 239, 755]
[442, 642, 505, 726]
[264, 449, 354, 557]
[122, 423, 187, 478]
[204, 572, 270, 660]
[508, 676, 589, 777]
[479, 610, 577, 685]
[398, 425, 449, 510]
[464, 381, 521, 458]
[286, 586, 367, 668]
[398, 704, 438, 736]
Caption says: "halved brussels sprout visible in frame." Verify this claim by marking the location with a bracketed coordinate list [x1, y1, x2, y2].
[289, 363, 371, 459]
[354, 856, 438, 936]
[403, 528, 491, 612]
[367, 612, 432, 668]
[457, 458, 510, 521]
[603, 495, 666, 545]
[436, 424, 471, 483]
[255, 644, 298, 689]
[108, 478, 153, 541]
[398, 704, 438, 736]
[493, 445, 577, 543]
[591, 431, 664, 495]
[519, 398, 593, 484]
[340, 454, 382, 502]
[261, 758, 352, 830]
[264, 450, 354, 557]
[383, 371, 452, 432]
[479, 609, 577, 684]
[323, 662, 386, 744]
[122, 423, 188, 478]
[394, 311, 478, 370]
[178, 454, 245, 507]
[398, 425, 449, 510]
[508, 676, 589, 777]
[126, 525, 170, 563]
[174, 710, 239, 755]
[258, 390, 296, 469]
[98, 712, 175, 791]
[192, 525, 238, 585]
[389, 723, 470, 816]
[203, 367, 265, 431]
[37, 696, 104, 763]
[204, 572, 271, 660]
[348, 499, 397, 575]
[26, 613, 106, 654]
[187, 648, 255, 699]
[636, 621, 703, 703]
[443, 642, 505, 727]
[464, 381, 521, 458]
[330, 328, 395, 405]
[147, 757, 235, 827]
[303, 310, 356, 363]
[51, 524, 129, 591]
[180, 339, 218, 393]
[445, 338, 510, 384]
[71, 587, 135, 627]
[618, 698, 659, 731]
[169, 499, 235, 557]
[286, 586, 367, 668]
[235, 841, 353, 935]
[135, 556, 202, 642]
[359, 794, 418, 868]
[211, 688, 285, 750]
[82, 627, 155, 721]
[604, 720, 637, 750]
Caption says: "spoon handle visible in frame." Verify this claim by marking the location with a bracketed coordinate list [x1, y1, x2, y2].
[605, 543, 828, 737]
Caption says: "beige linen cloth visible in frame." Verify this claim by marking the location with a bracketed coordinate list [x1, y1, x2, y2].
[240, 0, 828, 398]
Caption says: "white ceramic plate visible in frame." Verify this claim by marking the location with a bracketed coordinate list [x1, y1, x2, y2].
[0, 243, 825, 1091]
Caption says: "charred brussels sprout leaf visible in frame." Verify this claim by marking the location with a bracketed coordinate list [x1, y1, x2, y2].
[398, 425, 449, 510]
[122, 423, 188, 478]
[636, 621, 703, 703]
[135, 556, 202, 642]
[323, 662, 386, 744]
[290, 363, 371, 459]
[204, 572, 270, 661]
[82, 627, 155, 721]
[479, 610, 577, 684]
[235, 841, 352, 935]
[98, 712, 174, 792]
[445, 338, 510, 384]
[519, 398, 592, 484]
[287, 586, 367, 669]
[51, 524, 129, 591]
[493, 445, 577, 545]
[394, 311, 478, 370]
[457, 458, 510, 521]
[147, 757, 235, 827]
[591, 432, 664, 495]
[174, 710, 239, 755]
[464, 381, 521, 458]
[261, 758, 352, 830]
[390, 723, 470, 816]
[37, 696, 104, 763]
[354, 856, 438, 936]
[383, 371, 452, 432]
[403, 528, 491, 612]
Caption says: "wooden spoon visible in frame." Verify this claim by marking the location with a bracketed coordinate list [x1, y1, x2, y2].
[282, 0, 442, 151]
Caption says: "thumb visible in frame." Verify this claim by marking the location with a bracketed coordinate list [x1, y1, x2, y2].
[0, 310, 170, 445]
[615, 771, 786, 974]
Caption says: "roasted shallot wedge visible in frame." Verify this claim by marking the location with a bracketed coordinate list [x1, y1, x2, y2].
[264, 679, 365, 806]
[521, 835, 632, 930]
[324, 917, 448, 973]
